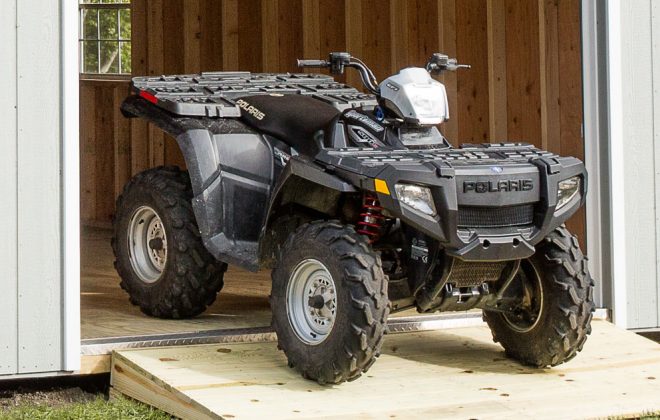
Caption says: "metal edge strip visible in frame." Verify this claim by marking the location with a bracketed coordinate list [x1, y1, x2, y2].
[80, 309, 611, 356]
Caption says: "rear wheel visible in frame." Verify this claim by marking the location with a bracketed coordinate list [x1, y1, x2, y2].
[271, 221, 389, 384]
[484, 225, 595, 367]
[112, 166, 226, 319]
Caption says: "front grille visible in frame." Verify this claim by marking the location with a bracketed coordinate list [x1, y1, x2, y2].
[449, 260, 507, 287]
[457, 204, 534, 228]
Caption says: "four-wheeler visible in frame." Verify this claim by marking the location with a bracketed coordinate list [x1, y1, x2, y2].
[115, 52, 594, 384]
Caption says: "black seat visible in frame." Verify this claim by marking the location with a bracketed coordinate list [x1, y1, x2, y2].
[236, 95, 340, 156]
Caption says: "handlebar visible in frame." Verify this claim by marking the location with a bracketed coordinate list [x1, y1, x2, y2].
[296, 59, 329, 68]
[426, 53, 470, 74]
[297, 52, 470, 94]
[297, 52, 380, 94]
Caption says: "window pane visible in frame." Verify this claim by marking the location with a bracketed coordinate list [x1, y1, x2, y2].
[82, 9, 99, 39]
[119, 41, 132, 73]
[99, 9, 118, 40]
[99, 41, 119, 73]
[119, 9, 131, 40]
[82, 40, 99, 73]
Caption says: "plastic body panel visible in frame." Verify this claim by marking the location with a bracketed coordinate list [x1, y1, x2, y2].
[317, 142, 587, 262]
[178, 130, 274, 271]
[379, 67, 450, 125]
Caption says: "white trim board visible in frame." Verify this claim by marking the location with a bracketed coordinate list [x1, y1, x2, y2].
[61, 0, 81, 372]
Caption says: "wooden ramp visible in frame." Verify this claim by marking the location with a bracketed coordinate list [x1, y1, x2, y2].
[111, 321, 660, 420]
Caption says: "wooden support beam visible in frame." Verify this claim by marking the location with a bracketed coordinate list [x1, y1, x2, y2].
[487, 0, 507, 142]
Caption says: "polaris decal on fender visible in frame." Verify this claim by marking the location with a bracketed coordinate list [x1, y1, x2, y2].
[236, 99, 266, 120]
[463, 179, 534, 193]
[345, 110, 385, 132]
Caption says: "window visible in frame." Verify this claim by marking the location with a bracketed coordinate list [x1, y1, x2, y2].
[79, 1, 131, 75]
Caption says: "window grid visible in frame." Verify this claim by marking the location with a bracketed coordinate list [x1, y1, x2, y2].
[79, 2, 131, 75]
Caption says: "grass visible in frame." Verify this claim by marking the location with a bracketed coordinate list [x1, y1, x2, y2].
[0, 396, 171, 420]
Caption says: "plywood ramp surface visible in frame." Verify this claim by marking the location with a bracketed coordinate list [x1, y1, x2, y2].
[111, 321, 660, 420]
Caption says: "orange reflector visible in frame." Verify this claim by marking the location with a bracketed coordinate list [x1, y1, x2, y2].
[374, 179, 390, 195]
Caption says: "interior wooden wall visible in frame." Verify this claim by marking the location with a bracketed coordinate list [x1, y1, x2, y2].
[79, 0, 585, 245]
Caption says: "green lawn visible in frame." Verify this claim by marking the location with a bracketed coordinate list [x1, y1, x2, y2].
[0, 396, 170, 420]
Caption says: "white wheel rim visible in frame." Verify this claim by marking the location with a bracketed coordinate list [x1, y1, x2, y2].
[128, 206, 168, 284]
[286, 259, 337, 345]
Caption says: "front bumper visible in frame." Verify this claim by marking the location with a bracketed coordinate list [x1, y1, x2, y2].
[318, 143, 587, 261]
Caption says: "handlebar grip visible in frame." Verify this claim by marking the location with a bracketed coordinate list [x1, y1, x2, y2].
[297, 59, 329, 68]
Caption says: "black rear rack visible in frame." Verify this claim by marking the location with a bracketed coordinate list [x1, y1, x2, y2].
[131, 72, 377, 118]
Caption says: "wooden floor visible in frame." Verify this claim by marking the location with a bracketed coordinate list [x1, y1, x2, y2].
[81, 228, 425, 340]
[111, 320, 660, 420]
[81, 228, 272, 339]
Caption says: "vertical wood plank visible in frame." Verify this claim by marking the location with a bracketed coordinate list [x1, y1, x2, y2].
[130, 0, 149, 176]
[183, 0, 202, 74]
[95, 86, 116, 224]
[80, 84, 97, 223]
[262, 0, 279, 72]
[438, 0, 458, 142]
[238, 0, 263, 71]
[487, 0, 507, 141]
[361, 0, 391, 83]
[221, 0, 239, 70]
[345, 0, 363, 88]
[302, 0, 321, 60]
[16, 0, 62, 373]
[456, 0, 489, 143]
[277, 0, 303, 72]
[162, 1, 186, 169]
[390, 0, 409, 74]
[0, 0, 18, 375]
[407, 0, 439, 64]
[147, 0, 165, 167]
[114, 87, 132, 200]
[199, 0, 222, 71]
[557, 0, 585, 247]
[538, 0, 561, 152]
[505, 0, 541, 147]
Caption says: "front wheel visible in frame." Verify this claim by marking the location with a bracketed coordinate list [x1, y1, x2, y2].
[271, 221, 389, 384]
[484, 225, 595, 367]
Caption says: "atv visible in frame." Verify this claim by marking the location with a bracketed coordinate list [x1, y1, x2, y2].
[116, 52, 594, 384]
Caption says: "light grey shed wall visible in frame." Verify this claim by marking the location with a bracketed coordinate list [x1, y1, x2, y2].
[0, 0, 19, 375]
[0, 0, 65, 375]
[616, 0, 660, 329]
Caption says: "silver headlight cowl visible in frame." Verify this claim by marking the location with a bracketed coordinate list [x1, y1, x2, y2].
[556, 176, 581, 210]
[394, 184, 437, 217]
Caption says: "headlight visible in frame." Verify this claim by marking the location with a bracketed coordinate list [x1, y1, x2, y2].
[394, 184, 437, 217]
[556, 176, 581, 210]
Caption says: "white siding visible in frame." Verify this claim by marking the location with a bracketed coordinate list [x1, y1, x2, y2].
[618, 0, 660, 328]
[15, 0, 63, 373]
[653, 1, 660, 328]
[0, 0, 18, 375]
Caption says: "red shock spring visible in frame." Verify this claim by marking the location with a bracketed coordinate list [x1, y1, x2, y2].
[357, 193, 385, 242]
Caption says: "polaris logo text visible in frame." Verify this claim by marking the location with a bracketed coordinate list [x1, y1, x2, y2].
[463, 179, 534, 193]
[236, 99, 265, 120]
